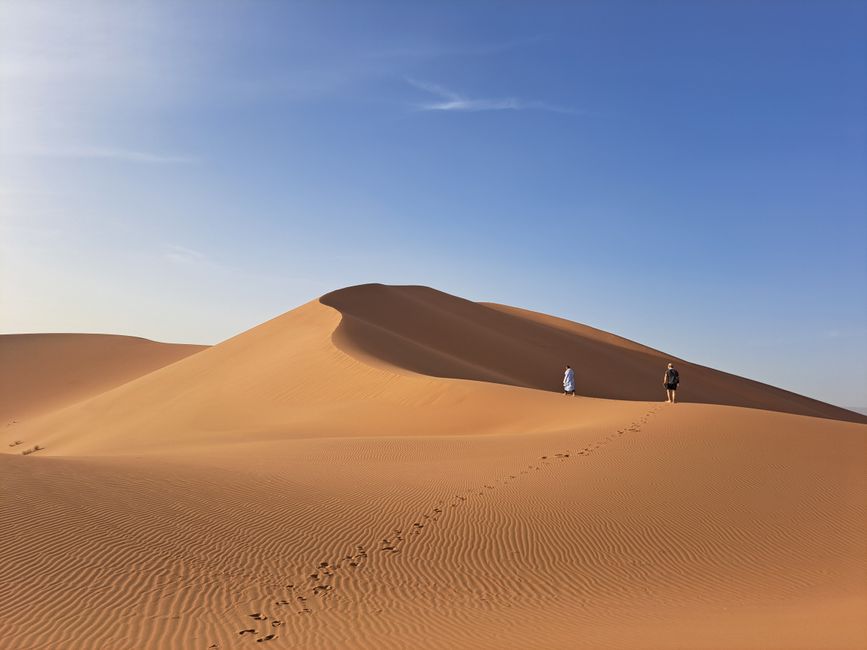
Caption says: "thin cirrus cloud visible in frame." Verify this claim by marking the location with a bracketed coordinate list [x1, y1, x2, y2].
[162, 244, 207, 265]
[12, 146, 198, 165]
[406, 78, 575, 114]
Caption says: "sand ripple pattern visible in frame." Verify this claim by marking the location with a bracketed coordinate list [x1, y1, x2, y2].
[2, 403, 865, 650]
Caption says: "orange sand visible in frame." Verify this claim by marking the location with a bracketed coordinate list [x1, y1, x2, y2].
[0, 333, 206, 424]
[1, 285, 864, 649]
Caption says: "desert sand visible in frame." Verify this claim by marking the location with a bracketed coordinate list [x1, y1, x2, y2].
[0, 333, 207, 424]
[1, 284, 864, 649]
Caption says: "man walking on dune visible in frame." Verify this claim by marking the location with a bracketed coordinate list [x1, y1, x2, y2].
[563, 365, 576, 396]
[663, 363, 680, 403]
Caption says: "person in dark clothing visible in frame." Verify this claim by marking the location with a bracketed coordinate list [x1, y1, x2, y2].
[663, 363, 680, 403]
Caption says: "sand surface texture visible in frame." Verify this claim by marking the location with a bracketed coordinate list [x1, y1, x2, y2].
[2, 285, 865, 649]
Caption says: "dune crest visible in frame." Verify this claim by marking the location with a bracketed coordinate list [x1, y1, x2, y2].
[322, 284, 864, 423]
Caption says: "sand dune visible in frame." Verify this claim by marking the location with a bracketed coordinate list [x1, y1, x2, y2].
[12, 284, 862, 456]
[0, 333, 207, 424]
[1, 284, 864, 649]
[322, 284, 864, 423]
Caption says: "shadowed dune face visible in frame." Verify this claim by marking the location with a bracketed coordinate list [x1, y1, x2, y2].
[321, 284, 866, 424]
[0, 334, 207, 422]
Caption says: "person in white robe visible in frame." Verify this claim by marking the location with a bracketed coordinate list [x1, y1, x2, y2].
[563, 365, 576, 396]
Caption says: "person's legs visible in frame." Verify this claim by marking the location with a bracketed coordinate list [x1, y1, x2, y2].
[671, 389, 676, 403]
[665, 389, 673, 402]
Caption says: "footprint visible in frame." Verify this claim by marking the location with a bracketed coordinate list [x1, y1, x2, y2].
[249, 613, 267, 621]
[271, 620, 283, 628]
[239, 629, 256, 635]
[256, 635, 276, 643]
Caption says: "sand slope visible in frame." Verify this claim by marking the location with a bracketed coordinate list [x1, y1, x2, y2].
[1, 284, 864, 649]
[322, 285, 864, 423]
[8, 295, 637, 456]
[12, 284, 862, 456]
[0, 333, 207, 424]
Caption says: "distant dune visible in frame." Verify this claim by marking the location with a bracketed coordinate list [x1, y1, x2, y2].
[0, 333, 207, 423]
[1, 285, 864, 649]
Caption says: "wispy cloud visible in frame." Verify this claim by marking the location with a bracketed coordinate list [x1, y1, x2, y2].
[407, 78, 575, 114]
[163, 244, 207, 265]
[10, 146, 197, 164]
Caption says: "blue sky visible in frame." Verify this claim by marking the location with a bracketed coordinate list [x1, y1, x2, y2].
[1, 1, 865, 407]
